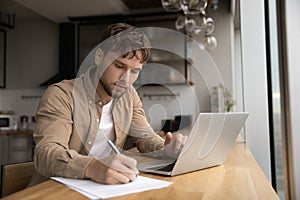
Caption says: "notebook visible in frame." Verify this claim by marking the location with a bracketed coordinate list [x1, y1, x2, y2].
[137, 112, 249, 176]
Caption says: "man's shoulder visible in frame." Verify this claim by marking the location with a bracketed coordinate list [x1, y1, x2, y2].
[53, 79, 75, 91]
[42, 79, 76, 100]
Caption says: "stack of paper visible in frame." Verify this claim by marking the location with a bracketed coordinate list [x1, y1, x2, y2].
[51, 176, 172, 199]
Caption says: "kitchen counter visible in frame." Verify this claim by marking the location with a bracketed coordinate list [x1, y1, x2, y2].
[2, 141, 279, 200]
[0, 130, 33, 136]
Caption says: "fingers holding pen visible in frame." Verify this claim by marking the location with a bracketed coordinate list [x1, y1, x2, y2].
[110, 154, 139, 175]
[106, 140, 139, 181]
[84, 154, 139, 184]
[103, 153, 138, 181]
[104, 166, 137, 184]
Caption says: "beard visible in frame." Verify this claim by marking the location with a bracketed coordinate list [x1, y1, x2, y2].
[100, 79, 127, 98]
[100, 79, 113, 96]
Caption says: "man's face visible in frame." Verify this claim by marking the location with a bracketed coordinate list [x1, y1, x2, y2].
[100, 51, 143, 98]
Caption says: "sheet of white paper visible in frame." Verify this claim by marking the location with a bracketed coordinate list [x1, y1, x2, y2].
[51, 176, 172, 199]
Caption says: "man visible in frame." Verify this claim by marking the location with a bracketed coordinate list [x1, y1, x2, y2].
[29, 23, 186, 186]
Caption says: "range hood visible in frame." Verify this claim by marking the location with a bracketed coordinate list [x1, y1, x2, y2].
[40, 23, 76, 86]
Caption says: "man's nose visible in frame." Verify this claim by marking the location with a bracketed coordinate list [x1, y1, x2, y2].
[120, 70, 130, 83]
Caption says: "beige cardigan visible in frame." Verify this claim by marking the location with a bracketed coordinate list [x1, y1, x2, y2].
[29, 67, 164, 186]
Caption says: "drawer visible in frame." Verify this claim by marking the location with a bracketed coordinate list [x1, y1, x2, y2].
[8, 148, 33, 163]
[0, 135, 8, 165]
[8, 135, 34, 148]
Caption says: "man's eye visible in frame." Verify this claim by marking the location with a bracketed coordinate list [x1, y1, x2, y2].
[131, 69, 141, 74]
[115, 64, 124, 69]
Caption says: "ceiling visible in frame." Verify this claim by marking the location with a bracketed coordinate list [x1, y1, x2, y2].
[13, 0, 164, 23]
[12, 0, 240, 29]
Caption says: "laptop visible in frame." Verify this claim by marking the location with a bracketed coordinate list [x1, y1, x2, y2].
[137, 112, 249, 176]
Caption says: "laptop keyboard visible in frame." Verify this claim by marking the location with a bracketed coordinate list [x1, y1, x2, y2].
[148, 162, 176, 172]
[137, 159, 176, 172]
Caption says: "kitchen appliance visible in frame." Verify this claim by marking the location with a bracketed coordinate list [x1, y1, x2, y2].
[0, 113, 18, 131]
[161, 115, 192, 133]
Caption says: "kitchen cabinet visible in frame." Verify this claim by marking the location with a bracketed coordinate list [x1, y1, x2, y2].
[0, 131, 33, 187]
[7, 133, 34, 163]
[0, 135, 8, 166]
[0, 131, 34, 165]
[134, 19, 188, 86]
[0, 29, 6, 88]
[75, 13, 189, 86]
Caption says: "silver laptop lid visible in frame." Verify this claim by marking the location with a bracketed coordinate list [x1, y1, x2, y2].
[171, 112, 249, 176]
[138, 112, 249, 176]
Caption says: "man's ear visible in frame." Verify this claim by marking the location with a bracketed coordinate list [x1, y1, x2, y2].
[94, 48, 103, 66]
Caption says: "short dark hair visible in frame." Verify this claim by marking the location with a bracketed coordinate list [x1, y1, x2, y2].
[100, 23, 151, 63]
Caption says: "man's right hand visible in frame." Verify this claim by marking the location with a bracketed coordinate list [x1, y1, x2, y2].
[84, 154, 138, 184]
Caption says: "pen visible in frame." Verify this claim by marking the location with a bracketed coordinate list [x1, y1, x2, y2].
[108, 140, 121, 154]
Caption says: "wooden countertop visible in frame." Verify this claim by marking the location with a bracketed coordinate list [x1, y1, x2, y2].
[0, 130, 33, 136]
[2, 142, 279, 200]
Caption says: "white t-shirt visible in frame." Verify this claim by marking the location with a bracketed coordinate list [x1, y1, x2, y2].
[88, 100, 115, 159]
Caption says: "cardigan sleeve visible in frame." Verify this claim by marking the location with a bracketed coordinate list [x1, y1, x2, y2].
[33, 83, 93, 179]
[128, 88, 165, 153]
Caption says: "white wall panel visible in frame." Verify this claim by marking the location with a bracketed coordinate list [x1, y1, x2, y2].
[285, 0, 300, 198]
[240, 0, 272, 181]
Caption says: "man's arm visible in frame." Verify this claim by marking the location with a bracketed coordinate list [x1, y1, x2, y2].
[35, 83, 139, 184]
[127, 89, 165, 153]
[34, 84, 92, 179]
[128, 88, 187, 158]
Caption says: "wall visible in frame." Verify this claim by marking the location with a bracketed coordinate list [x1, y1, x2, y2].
[137, 85, 198, 131]
[0, 1, 236, 131]
[136, 0, 234, 129]
[285, 0, 300, 198]
[0, 89, 44, 128]
[240, 0, 271, 181]
[191, 0, 234, 112]
[1, 0, 58, 89]
[0, 0, 59, 127]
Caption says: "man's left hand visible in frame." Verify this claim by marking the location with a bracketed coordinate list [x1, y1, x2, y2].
[163, 132, 187, 159]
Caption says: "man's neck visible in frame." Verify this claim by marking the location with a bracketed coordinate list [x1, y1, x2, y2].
[96, 82, 112, 105]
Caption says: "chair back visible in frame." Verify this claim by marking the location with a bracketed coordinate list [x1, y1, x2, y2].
[1, 161, 34, 198]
